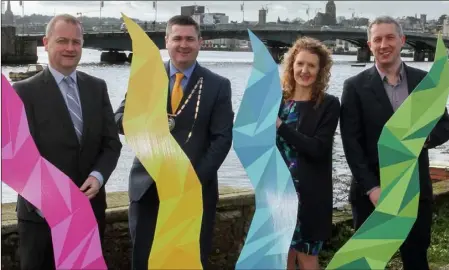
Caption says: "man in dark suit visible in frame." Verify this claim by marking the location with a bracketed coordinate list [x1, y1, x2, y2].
[114, 15, 234, 270]
[13, 14, 122, 270]
[340, 16, 449, 270]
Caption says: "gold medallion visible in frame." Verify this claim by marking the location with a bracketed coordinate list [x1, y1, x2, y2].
[168, 115, 175, 131]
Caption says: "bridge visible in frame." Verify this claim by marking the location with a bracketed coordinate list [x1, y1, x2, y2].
[15, 24, 449, 63]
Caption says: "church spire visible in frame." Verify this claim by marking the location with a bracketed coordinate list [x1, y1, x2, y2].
[3, 0, 15, 25]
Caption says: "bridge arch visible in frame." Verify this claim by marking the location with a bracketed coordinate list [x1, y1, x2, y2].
[16, 25, 449, 64]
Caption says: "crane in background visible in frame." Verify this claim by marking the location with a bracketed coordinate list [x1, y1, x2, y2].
[301, 3, 310, 22]
[261, 3, 271, 15]
[153, 1, 157, 22]
[241, 1, 245, 23]
[76, 10, 100, 22]
[349, 8, 355, 18]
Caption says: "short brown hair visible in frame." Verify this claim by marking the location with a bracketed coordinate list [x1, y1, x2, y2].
[166, 15, 201, 38]
[45, 14, 83, 38]
[367, 16, 403, 40]
[281, 37, 333, 107]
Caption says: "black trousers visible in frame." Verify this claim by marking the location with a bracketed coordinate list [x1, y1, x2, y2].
[129, 183, 217, 270]
[351, 193, 432, 270]
[18, 216, 106, 270]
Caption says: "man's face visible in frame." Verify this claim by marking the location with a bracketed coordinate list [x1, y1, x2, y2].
[367, 23, 405, 67]
[165, 25, 202, 70]
[43, 20, 83, 74]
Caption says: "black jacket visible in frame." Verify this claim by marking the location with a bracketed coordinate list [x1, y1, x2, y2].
[13, 68, 122, 222]
[340, 64, 449, 202]
[277, 93, 340, 241]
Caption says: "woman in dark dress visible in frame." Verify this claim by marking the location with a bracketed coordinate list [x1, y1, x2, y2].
[276, 37, 340, 269]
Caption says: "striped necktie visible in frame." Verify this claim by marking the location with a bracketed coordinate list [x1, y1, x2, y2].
[63, 76, 83, 142]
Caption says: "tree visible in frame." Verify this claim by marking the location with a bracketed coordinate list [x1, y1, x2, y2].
[437, 14, 447, 25]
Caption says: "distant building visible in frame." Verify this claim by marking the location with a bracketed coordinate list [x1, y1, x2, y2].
[420, 14, 427, 25]
[192, 12, 229, 25]
[181, 5, 205, 16]
[336, 16, 345, 24]
[258, 8, 267, 24]
[338, 17, 369, 28]
[2, 0, 14, 25]
[398, 16, 423, 30]
[313, 0, 337, 26]
[335, 39, 358, 52]
[210, 13, 229, 24]
[443, 18, 449, 37]
[325, 1, 337, 25]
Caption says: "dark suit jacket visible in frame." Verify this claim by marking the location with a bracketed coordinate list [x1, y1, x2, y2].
[13, 68, 122, 223]
[277, 94, 340, 241]
[340, 64, 449, 202]
[114, 62, 234, 205]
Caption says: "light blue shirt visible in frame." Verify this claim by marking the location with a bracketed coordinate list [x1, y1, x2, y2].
[169, 61, 196, 93]
[47, 65, 104, 187]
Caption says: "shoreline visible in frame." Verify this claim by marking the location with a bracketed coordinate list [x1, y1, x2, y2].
[199, 47, 414, 58]
[2, 161, 447, 205]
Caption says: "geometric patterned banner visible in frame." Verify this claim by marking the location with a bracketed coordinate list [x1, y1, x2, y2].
[234, 30, 298, 269]
[327, 34, 449, 269]
[120, 14, 203, 269]
[1, 74, 107, 269]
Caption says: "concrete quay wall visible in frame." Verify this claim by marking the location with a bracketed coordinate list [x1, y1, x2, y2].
[1, 26, 38, 64]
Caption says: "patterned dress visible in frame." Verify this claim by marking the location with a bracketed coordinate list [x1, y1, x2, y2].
[276, 100, 324, 256]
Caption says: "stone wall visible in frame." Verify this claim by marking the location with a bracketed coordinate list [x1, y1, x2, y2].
[1, 188, 256, 270]
[1, 26, 38, 64]
[101, 189, 257, 270]
[1, 26, 16, 56]
[16, 40, 38, 57]
[2, 180, 449, 270]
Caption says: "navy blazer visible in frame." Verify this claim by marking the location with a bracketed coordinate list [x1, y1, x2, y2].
[115, 62, 234, 203]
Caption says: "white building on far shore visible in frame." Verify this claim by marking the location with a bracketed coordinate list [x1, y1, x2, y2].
[443, 17, 449, 37]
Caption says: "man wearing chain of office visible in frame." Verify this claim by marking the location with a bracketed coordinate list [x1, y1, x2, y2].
[114, 15, 234, 270]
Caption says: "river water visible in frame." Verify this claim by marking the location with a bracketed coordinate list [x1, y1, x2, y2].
[2, 47, 448, 206]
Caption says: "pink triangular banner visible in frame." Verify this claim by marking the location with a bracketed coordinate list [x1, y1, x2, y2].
[14, 108, 30, 155]
[82, 226, 104, 268]
[21, 159, 42, 209]
[45, 159, 72, 212]
[52, 214, 73, 264]
[1, 74, 107, 270]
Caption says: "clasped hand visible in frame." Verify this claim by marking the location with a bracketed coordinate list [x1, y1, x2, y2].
[80, 176, 101, 199]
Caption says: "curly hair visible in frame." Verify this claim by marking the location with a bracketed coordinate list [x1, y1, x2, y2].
[280, 37, 333, 108]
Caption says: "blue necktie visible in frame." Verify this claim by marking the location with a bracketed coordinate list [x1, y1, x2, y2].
[63, 76, 83, 141]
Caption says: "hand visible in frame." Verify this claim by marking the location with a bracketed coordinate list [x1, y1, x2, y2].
[80, 176, 101, 199]
[276, 117, 282, 128]
[368, 187, 381, 206]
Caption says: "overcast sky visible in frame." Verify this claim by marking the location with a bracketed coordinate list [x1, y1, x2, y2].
[5, 1, 449, 22]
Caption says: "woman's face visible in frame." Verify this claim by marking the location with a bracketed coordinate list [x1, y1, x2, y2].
[293, 50, 320, 88]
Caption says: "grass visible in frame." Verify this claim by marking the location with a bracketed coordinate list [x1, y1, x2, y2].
[428, 193, 449, 269]
[318, 193, 449, 270]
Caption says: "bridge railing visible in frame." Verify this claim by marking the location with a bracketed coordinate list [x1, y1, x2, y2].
[15, 24, 374, 35]
[200, 23, 369, 32]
